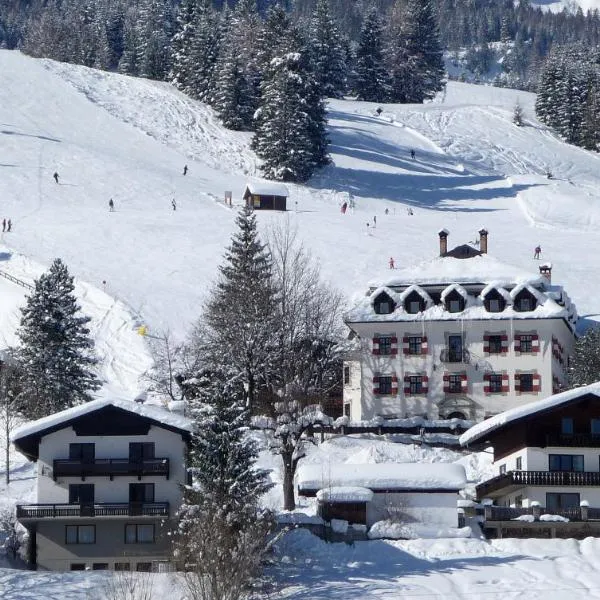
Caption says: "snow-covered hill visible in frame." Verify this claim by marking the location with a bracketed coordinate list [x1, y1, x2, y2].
[5, 49, 600, 596]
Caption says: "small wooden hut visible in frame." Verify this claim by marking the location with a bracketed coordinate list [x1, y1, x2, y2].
[243, 181, 289, 211]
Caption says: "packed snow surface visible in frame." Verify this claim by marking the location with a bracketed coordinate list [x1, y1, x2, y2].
[316, 486, 374, 503]
[297, 462, 466, 492]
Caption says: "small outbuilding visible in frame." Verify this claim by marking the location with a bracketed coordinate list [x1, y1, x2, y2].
[297, 462, 466, 529]
[243, 181, 289, 211]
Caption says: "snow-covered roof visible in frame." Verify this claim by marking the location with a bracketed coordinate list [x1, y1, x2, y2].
[297, 463, 466, 493]
[460, 382, 600, 447]
[245, 181, 289, 197]
[371, 254, 544, 288]
[11, 398, 194, 444]
[316, 486, 374, 503]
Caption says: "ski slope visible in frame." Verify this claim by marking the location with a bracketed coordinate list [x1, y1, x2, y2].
[4, 49, 600, 596]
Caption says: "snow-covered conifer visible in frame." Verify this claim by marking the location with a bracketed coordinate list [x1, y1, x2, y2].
[17, 259, 100, 419]
[569, 327, 600, 388]
[355, 7, 389, 102]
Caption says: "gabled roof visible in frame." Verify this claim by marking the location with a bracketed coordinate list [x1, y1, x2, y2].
[245, 181, 289, 197]
[12, 398, 194, 460]
[460, 382, 600, 447]
[297, 462, 466, 494]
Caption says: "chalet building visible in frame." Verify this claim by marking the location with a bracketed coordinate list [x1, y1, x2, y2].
[343, 229, 577, 422]
[460, 383, 600, 538]
[243, 181, 289, 211]
[297, 462, 466, 530]
[12, 399, 192, 571]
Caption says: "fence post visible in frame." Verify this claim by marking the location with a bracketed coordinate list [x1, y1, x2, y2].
[581, 505, 589, 521]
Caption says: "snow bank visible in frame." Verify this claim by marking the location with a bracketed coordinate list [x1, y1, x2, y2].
[368, 520, 472, 540]
[245, 180, 289, 196]
[297, 462, 466, 493]
[316, 486, 374, 503]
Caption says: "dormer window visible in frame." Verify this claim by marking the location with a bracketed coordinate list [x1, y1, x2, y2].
[483, 288, 506, 313]
[513, 289, 537, 312]
[374, 292, 395, 315]
[442, 286, 466, 313]
[404, 290, 425, 314]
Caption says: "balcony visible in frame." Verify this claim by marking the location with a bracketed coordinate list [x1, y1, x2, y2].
[545, 433, 600, 448]
[16, 502, 170, 520]
[440, 349, 470, 363]
[476, 470, 600, 499]
[53, 458, 170, 480]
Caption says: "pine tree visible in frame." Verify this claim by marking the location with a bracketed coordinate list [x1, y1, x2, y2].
[17, 259, 100, 419]
[568, 327, 600, 388]
[253, 46, 329, 182]
[355, 7, 389, 102]
[200, 206, 278, 411]
[386, 0, 446, 103]
[307, 0, 347, 98]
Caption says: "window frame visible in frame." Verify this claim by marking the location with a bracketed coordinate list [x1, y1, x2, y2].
[408, 336, 422, 355]
[519, 335, 533, 353]
[447, 374, 462, 394]
[66, 525, 96, 545]
[408, 300, 421, 314]
[549, 454, 584, 472]
[377, 376, 393, 395]
[343, 366, 350, 385]
[488, 335, 503, 354]
[499, 464, 506, 475]
[562, 418, 574, 435]
[125, 523, 156, 545]
[518, 373, 534, 392]
[489, 374, 503, 393]
[516, 457, 522, 471]
[409, 375, 423, 395]
[546, 492, 580, 510]
[488, 298, 501, 313]
[378, 336, 392, 356]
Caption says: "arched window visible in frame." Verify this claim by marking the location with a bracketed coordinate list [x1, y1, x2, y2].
[373, 291, 395, 315]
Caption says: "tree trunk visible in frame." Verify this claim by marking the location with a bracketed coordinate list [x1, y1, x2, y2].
[282, 459, 296, 511]
[5, 413, 9, 486]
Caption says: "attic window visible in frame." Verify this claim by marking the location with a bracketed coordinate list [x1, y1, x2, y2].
[514, 290, 536, 312]
[404, 290, 425, 314]
[483, 288, 506, 313]
[444, 289, 465, 313]
[374, 292, 395, 315]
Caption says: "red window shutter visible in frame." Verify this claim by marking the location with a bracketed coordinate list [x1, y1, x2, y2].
[391, 375, 398, 394]
[501, 335, 508, 353]
[403, 336, 410, 355]
[483, 334, 490, 353]
[514, 334, 521, 352]
[443, 373, 450, 393]
[422, 375, 429, 393]
[391, 336, 398, 356]
[373, 376, 380, 395]
[532, 373, 541, 393]
[461, 372, 468, 390]
[403, 375, 411, 394]
[421, 336, 428, 355]
[532, 334, 540, 353]
[501, 373, 509, 393]
[372, 337, 380, 355]
[500, 334, 508, 341]
[483, 372, 490, 394]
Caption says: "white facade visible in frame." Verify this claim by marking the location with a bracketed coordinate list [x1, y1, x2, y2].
[344, 232, 577, 422]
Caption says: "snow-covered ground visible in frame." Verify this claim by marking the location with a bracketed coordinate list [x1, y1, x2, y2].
[5, 49, 600, 596]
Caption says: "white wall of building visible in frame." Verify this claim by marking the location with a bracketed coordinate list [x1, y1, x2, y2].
[346, 317, 573, 421]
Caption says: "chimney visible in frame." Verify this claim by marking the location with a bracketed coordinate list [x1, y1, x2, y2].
[539, 262, 552, 284]
[438, 229, 449, 256]
[478, 228, 488, 254]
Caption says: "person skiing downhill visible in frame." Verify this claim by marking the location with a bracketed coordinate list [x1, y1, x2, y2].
[534, 245, 541, 259]
[7, 219, 11, 232]
[183, 165, 188, 176]
[109, 198, 115, 212]
[341, 202, 347, 214]
[410, 149, 416, 159]
[172, 198, 177, 211]
[389, 257, 395, 269]
[53, 172, 59, 184]
[2, 219, 5, 232]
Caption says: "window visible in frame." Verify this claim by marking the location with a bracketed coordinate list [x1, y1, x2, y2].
[546, 492, 580, 510]
[66, 525, 96, 544]
[447, 335, 464, 362]
[409, 300, 421, 314]
[549, 454, 584, 472]
[516, 457, 522, 471]
[129, 443, 155, 462]
[488, 298, 501, 313]
[448, 299, 462, 313]
[93, 563, 109, 570]
[136, 563, 153, 572]
[115, 563, 130, 571]
[447, 374, 462, 394]
[378, 336, 392, 355]
[591, 419, 600, 435]
[69, 484, 94, 505]
[377, 376, 392, 395]
[125, 524, 155, 544]
[515, 495, 523, 508]
[374, 292, 395, 315]
[519, 335, 533, 353]
[408, 336, 422, 355]
[499, 464, 506, 475]
[519, 374, 534, 392]
[129, 483, 155, 503]
[488, 335, 502, 354]
[409, 376, 423, 395]
[562, 418, 574, 435]
[70, 564, 86, 571]
[343, 366, 350, 385]
[489, 374, 503, 393]
[343, 403, 350, 417]
[69, 443, 95, 462]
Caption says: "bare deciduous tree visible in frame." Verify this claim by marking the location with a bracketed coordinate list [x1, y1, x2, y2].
[99, 568, 155, 600]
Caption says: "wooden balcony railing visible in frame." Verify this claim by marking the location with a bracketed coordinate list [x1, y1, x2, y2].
[486, 506, 590, 522]
[53, 458, 170, 480]
[16, 502, 169, 519]
[476, 470, 600, 499]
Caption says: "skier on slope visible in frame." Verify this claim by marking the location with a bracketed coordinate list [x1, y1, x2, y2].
[183, 165, 188, 176]
[389, 257, 395, 269]
[534, 245, 541, 259]
[109, 198, 115, 212]
[2, 218, 5, 232]
[172, 198, 177, 211]
[7, 219, 12, 232]
[53, 172, 59, 184]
